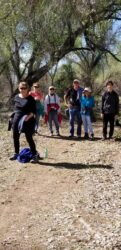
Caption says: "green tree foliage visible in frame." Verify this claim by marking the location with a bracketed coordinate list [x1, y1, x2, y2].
[53, 60, 77, 97]
[67, 21, 114, 90]
[0, 0, 121, 91]
[102, 43, 121, 93]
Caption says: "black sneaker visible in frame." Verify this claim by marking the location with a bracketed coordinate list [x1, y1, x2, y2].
[36, 152, 41, 159]
[77, 135, 81, 138]
[56, 132, 61, 136]
[30, 154, 39, 163]
[102, 136, 107, 141]
[84, 133, 89, 139]
[9, 153, 19, 161]
[90, 133, 94, 140]
[69, 134, 74, 138]
[108, 136, 114, 141]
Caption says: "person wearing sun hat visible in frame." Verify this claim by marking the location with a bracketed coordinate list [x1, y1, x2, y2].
[80, 87, 95, 139]
[44, 86, 61, 136]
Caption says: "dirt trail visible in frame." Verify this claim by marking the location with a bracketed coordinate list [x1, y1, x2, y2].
[0, 122, 121, 250]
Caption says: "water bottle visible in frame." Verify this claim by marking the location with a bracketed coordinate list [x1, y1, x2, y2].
[44, 148, 48, 158]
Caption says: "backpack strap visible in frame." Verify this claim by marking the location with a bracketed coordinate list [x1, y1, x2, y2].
[54, 94, 56, 103]
[48, 95, 50, 104]
[48, 94, 56, 104]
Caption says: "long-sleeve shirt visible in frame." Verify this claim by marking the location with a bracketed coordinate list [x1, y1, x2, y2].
[44, 94, 60, 113]
[12, 94, 36, 133]
[14, 94, 36, 118]
[80, 95, 95, 116]
[101, 90, 119, 115]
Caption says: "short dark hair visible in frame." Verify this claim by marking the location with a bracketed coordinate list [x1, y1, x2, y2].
[19, 81, 29, 89]
[106, 80, 114, 86]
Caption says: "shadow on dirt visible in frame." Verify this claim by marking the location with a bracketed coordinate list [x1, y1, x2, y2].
[38, 134, 102, 141]
[115, 138, 121, 142]
[37, 161, 113, 170]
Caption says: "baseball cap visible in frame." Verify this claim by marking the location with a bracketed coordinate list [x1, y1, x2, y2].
[83, 87, 92, 93]
[73, 79, 80, 84]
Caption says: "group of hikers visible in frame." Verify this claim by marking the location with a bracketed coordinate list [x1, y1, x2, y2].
[9, 78, 119, 163]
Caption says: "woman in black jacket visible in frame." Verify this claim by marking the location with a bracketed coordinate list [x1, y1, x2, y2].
[10, 81, 39, 163]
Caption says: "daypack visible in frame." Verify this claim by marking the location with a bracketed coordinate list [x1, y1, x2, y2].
[17, 147, 33, 163]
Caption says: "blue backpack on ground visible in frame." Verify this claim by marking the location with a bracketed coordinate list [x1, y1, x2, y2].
[17, 148, 33, 163]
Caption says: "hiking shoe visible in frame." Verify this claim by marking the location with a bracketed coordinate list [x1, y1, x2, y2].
[84, 133, 89, 139]
[90, 133, 94, 140]
[108, 136, 115, 141]
[69, 134, 74, 138]
[56, 132, 61, 136]
[30, 154, 39, 163]
[36, 151, 41, 159]
[77, 135, 81, 139]
[9, 153, 19, 161]
[102, 136, 107, 141]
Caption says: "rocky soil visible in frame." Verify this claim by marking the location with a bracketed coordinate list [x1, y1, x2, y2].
[0, 120, 121, 250]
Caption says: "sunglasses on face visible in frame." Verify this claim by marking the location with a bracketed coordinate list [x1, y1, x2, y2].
[50, 88, 54, 90]
[20, 87, 27, 90]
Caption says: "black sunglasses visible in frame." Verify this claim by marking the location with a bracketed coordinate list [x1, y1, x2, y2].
[20, 87, 27, 90]
[50, 88, 54, 90]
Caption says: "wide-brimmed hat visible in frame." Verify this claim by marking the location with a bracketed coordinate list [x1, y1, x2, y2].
[83, 87, 92, 93]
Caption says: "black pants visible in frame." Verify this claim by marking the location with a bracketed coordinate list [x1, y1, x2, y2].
[103, 114, 115, 138]
[12, 117, 36, 155]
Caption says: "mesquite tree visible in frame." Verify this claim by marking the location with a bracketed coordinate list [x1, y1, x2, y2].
[0, 0, 121, 91]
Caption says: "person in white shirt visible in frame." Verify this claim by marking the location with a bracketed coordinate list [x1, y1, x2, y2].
[44, 86, 61, 136]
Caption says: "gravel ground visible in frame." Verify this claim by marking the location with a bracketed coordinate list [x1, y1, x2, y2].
[0, 121, 121, 250]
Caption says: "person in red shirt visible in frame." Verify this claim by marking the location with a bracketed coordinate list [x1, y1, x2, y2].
[30, 82, 44, 132]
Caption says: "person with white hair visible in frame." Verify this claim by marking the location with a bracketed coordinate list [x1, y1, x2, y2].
[80, 87, 95, 139]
